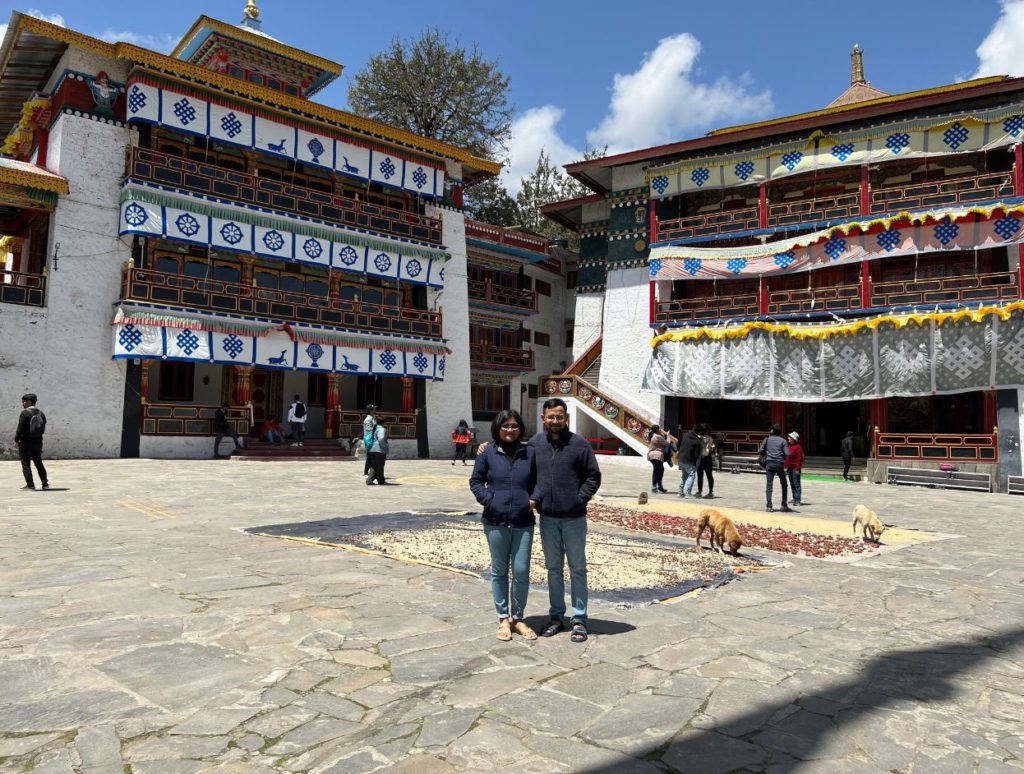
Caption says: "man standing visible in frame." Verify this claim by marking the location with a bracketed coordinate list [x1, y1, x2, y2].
[366, 421, 388, 485]
[531, 398, 602, 643]
[677, 424, 701, 498]
[288, 395, 307, 447]
[214, 402, 243, 458]
[841, 430, 855, 480]
[15, 393, 49, 490]
[362, 404, 377, 476]
[785, 431, 804, 506]
[760, 423, 790, 512]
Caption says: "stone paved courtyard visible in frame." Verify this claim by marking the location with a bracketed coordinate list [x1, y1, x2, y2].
[1, 455, 1023, 773]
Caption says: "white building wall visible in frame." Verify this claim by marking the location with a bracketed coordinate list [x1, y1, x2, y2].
[572, 292, 604, 360]
[0, 112, 131, 459]
[424, 201, 473, 457]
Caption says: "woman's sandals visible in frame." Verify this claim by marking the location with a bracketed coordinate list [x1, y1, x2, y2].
[512, 620, 537, 640]
[496, 619, 512, 641]
[497, 619, 538, 641]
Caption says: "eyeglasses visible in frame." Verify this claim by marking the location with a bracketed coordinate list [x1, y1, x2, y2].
[500, 424, 521, 431]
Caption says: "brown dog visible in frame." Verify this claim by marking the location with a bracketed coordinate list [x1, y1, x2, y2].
[695, 507, 743, 556]
[852, 504, 886, 542]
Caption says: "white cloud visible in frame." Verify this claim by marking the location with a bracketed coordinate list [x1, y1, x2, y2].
[974, 0, 1024, 77]
[587, 32, 772, 154]
[503, 105, 582, 196]
[0, 8, 66, 43]
[98, 29, 178, 54]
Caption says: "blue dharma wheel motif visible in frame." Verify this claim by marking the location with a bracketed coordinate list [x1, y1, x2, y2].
[994, 213, 1022, 240]
[942, 121, 969, 150]
[405, 258, 422, 277]
[303, 238, 323, 259]
[175, 213, 200, 237]
[374, 253, 392, 272]
[220, 222, 244, 245]
[877, 227, 901, 252]
[305, 343, 324, 367]
[306, 137, 325, 162]
[262, 230, 286, 252]
[124, 203, 148, 227]
[727, 258, 748, 274]
[222, 334, 245, 359]
[690, 168, 711, 187]
[176, 329, 201, 355]
[379, 157, 397, 180]
[412, 352, 429, 373]
[651, 175, 670, 195]
[379, 349, 398, 371]
[885, 133, 911, 154]
[220, 112, 243, 138]
[118, 324, 143, 352]
[338, 245, 359, 266]
[934, 220, 959, 246]
[734, 161, 755, 181]
[127, 85, 147, 114]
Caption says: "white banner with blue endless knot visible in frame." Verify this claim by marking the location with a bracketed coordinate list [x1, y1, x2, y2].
[209, 103, 253, 147]
[163, 93, 208, 136]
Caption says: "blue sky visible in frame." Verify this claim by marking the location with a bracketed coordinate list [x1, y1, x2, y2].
[3, 0, 1023, 191]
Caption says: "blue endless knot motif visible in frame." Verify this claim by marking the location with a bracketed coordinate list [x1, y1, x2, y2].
[934, 220, 959, 246]
[380, 349, 398, 371]
[172, 98, 197, 126]
[823, 234, 848, 260]
[303, 238, 323, 259]
[438, 266, 445, 283]
[338, 246, 359, 265]
[885, 133, 911, 154]
[1003, 115, 1024, 138]
[306, 138, 325, 162]
[379, 157, 397, 180]
[118, 324, 143, 352]
[127, 85, 147, 114]
[942, 122, 969, 150]
[220, 223, 243, 245]
[222, 334, 244, 359]
[781, 151, 803, 171]
[877, 227, 901, 252]
[831, 143, 855, 162]
[374, 253, 392, 272]
[994, 214, 1022, 240]
[175, 213, 200, 237]
[649, 259, 663, 277]
[773, 251, 796, 269]
[412, 166, 429, 189]
[220, 112, 243, 138]
[124, 203, 147, 227]
[683, 258, 702, 276]
[651, 175, 670, 195]
[176, 329, 200, 356]
[727, 258, 748, 274]
[405, 258, 422, 277]
[305, 343, 324, 367]
[412, 352, 429, 373]
[438, 356, 445, 376]
[691, 168, 710, 187]
[262, 230, 285, 252]
[734, 161, 755, 181]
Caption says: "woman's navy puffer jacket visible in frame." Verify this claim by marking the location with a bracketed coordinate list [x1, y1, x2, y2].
[469, 441, 536, 527]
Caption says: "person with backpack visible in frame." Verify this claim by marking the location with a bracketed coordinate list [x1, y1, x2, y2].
[366, 421, 389, 485]
[287, 395, 307, 447]
[362, 404, 377, 476]
[15, 393, 49, 490]
[213, 402, 243, 458]
[696, 423, 716, 499]
[451, 419, 472, 466]
[676, 424, 702, 498]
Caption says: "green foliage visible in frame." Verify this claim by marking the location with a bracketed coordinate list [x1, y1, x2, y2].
[464, 176, 519, 227]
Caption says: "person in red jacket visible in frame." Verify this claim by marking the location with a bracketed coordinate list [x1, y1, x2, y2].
[784, 431, 805, 507]
[451, 419, 472, 465]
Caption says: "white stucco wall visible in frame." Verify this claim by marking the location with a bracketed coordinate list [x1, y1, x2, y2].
[424, 203, 473, 457]
[0, 112, 131, 458]
[572, 292, 604, 360]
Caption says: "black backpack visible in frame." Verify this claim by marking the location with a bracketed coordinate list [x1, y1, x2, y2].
[27, 407, 46, 438]
[294, 401, 307, 419]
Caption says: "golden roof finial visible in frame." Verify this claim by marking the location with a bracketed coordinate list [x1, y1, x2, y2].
[851, 43, 865, 84]
[244, 0, 260, 20]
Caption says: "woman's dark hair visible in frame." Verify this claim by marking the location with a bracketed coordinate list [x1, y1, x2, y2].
[651, 424, 660, 434]
[491, 409, 525, 441]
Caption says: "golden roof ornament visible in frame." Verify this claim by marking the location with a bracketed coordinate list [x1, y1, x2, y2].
[244, 0, 260, 20]
[851, 43, 865, 84]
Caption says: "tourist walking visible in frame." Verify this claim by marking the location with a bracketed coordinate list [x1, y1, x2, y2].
[15, 393, 49, 490]
[759, 424, 790, 512]
[841, 430, 855, 480]
[451, 419, 472, 465]
[646, 425, 675, 493]
[362, 404, 377, 475]
[365, 421, 388, 485]
[785, 431, 805, 506]
[287, 395, 307, 447]
[677, 424, 701, 498]
[259, 414, 285, 446]
[696, 423, 716, 499]
[469, 409, 538, 641]
[214, 402, 243, 458]
[532, 398, 602, 643]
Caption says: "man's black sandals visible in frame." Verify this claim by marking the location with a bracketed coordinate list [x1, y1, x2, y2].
[540, 618, 565, 637]
[570, 621, 588, 643]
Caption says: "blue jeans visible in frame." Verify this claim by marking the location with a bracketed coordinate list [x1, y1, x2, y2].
[264, 430, 283, 445]
[679, 463, 697, 495]
[539, 516, 588, 621]
[766, 463, 788, 507]
[787, 468, 802, 504]
[484, 524, 534, 620]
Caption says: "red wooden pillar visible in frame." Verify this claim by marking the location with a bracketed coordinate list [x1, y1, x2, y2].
[649, 281, 657, 325]
[860, 165, 871, 215]
[324, 373, 341, 439]
[770, 401, 786, 430]
[400, 377, 416, 413]
[649, 192, 657, 244]
[683, 398, 696, 431]
[983, 390, 998, 434]
[232, 365, 253, 406]
[758, 183, 768, 229]
[759, 277, 768, 316]
[860, 260, 871, 309]
[140, 363, 150, 405]
[1015, 143, 1024, 195]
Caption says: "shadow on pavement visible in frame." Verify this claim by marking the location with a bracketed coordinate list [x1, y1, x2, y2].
[581, 626, 1024, 772]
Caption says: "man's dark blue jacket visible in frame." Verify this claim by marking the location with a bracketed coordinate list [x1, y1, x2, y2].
[529, 430, 602, 519]
[470, 441, 536, 527]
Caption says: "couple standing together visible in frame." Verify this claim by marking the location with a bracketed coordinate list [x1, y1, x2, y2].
[469, 398, 602, 643]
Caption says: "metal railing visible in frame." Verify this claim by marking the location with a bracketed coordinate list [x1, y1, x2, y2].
[767, 282, 861, 315]
[126, 147, 443, 245]
[121, 266, 442, 339]
[1, 269, 45, 307]
[470, 343, 535, 371]
[467, 278, 537, 312]
[142, 403, 251, 436]
[654, 291, 760, 323]
[540, 374, 656, 446]
[872, 430, 998, 462]
[333, 409, 419, 440]
[870, 270, 1018, 308]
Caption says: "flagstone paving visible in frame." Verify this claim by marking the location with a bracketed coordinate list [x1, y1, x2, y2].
[1, 456, 1022, 772]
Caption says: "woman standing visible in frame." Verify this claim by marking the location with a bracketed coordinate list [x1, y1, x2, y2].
[696, 423, 716, 499]
[451, 419, 472, 466]
[469, 409, 538, 641]
[646, 425, 675, 493]
[365, 421, 388, 486]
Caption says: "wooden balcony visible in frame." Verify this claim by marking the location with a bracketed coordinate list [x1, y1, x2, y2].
[465, 219, 549, 256]
[470, 343, 535, 371]
[122, 267, 442, 339]
[869, 171, 1014, 215]
[767, 282, 861, 315]
[765, 191, 859, 229]
[870, 271, 1018, 308]
[654, 291, 760, 324]
[657, 207, 759, 242]
[142, 403, 251, 436]
[467, 279, 537, 312]
[1, 269, 45, 307]
[125, 147, 443, 245]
